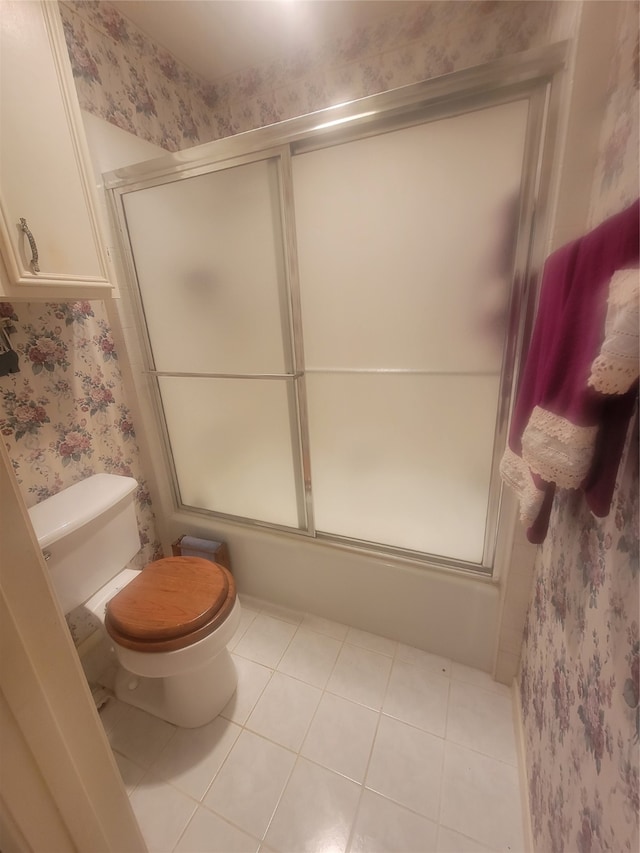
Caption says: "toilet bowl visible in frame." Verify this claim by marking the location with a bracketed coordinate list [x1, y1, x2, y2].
[103, 557, 241, 727]
[28, 473, 240, 728]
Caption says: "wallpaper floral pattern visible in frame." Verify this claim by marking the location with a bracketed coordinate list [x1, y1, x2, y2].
[60, 0, 555, 150]
[588, 0, 640, 224]
[519, 3, 640, 851]
[520, 421, 639, 853]
[59, 0, 218, 151]
[0, 301, 162, 646]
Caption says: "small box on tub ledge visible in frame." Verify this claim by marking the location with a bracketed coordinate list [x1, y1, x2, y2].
[171, 535, 231, 572]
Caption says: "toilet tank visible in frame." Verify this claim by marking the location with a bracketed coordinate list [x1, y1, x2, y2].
[28, 474, 140, 615]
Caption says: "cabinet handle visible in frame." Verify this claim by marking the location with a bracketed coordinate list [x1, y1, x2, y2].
[19, 218, 40, 273]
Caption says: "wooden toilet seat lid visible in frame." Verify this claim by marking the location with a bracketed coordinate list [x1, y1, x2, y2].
[106, 557, 230, 642]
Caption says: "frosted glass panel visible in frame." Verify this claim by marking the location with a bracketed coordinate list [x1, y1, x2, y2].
[158, 377, 301, 527]
[123, 158, 290, 374]
[119, 92, 534, 565]
[307, 373, 499, 562]
[293, 100, 528, 372]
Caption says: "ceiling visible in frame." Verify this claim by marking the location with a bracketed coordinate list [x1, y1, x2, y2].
[110, 1, 420, 83]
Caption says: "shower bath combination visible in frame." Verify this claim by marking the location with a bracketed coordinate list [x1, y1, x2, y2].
[107, 45, 564, 570]
[102, 43, 567, 666]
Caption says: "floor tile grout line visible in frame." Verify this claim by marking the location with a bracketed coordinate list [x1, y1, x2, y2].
[193, 649, 350, 846]
[442, 730, 521, 769]
[154, 725, 296, 847]
[138, 719, 182, 781]
[240, 596, 437, 659]
[125, 708, 520, 839]
[110, 604, 521, 852]
[223, 663, 274, 719]
[127, 744, 515, 847]
[381, 655, 451, 739]
[341, 636, 397, 659]
[111, 748, 147, 799]
[319, 676, 518, 769]
[238, 596, 485, 679]
[230, 644, 392, 714]
[434, 678, 452, 829]
[343, 784, 365, 853]
[228, 606, 259, 652]
[113, 669, 517, 823]
[172, 797, 264, 853]
[239, 597, 303, 627]
[270, 614, 303, 670]
[231, 619, 385, 850]
[243, 676, 324, 753]
[167, 797, 199, 853]
[343, 639, 397, 853]
[279, 662, 337, 758]
[436, 819, 503, 853]
[238, 646, 463, 730]
[240, 654, 333, 694]
[449, 674, 513, 697]
[293, 745, 370, 789]
[241, 597, 355, 642]
[275, 625, 344, 691]
[261, 625, 349, 772]
[196, 668, 278, 805]
[300, 611, 350, 642]
[392, 641, 453, 672]
[343, 627, 398, 658]
[258, 746, 303, 847]
[311, 624, 347, 696]
[107, 702, 180, 775]
[186, 719, 243, 805]
[342, 724, 381, 852]
[233, 614, 300, 671]
[442, 675, 453, 744]
[323, 641, 394, 712]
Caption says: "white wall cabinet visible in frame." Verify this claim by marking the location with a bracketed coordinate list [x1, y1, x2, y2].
[0, 0, 112, 299]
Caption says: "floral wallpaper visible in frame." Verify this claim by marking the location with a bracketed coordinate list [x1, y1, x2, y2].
[59, 0, 218, 151]
[0, 300, 162, 646]
[588, 0, 640, 224]
[60, 0, 556, 150]
[202, 0, 555, 139]
[519, 420, 639, 853]
[519, 3, 640, 851]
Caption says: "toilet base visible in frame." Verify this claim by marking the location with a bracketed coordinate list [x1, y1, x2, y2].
[113, 646, 237, 728]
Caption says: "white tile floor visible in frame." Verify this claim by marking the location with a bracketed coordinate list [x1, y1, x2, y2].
[100, 595, 525, 853]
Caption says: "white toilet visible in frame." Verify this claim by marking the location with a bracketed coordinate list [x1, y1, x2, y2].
[28, 473, 241, 728]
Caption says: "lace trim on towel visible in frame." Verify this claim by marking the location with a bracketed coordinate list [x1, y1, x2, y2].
[499, 446, 545, 525]
[588, 267, 639, 395]
[521, 406, 597, 489]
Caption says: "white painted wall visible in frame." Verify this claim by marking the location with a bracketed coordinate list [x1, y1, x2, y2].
[81, 110, 165, 295]
[82, 109, 165, 175]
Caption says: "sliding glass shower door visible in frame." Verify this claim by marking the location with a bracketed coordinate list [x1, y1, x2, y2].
[121, 154, 306, 529]
[293, 100, 528, 563]
[109, 54, 557, 571]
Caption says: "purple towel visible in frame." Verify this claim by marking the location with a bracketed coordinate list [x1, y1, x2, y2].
[501, 199, 639, 543]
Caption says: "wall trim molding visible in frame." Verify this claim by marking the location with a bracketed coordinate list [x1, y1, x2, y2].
[512, 679, 534, 853]
[0, 440, 145, 851]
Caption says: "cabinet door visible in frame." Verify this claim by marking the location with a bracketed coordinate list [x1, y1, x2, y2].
[0, 1, 111, 292]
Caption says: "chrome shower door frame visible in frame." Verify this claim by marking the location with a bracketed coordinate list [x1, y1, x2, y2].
[105, 42, 567, 576]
